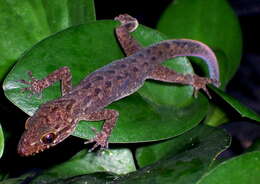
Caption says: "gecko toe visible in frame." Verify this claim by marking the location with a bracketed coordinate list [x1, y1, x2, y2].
[90, 127, 98, 134]
[27, 71, 35, 79]
[193, 89, 199, 98]
[203, 87, 212, 99]
[85, 132, 109, 152]
[88, 143, 99, 152]
[115, 14, 138, 32]
[84, 139, 94, 145]
[18, 79, 31, 85]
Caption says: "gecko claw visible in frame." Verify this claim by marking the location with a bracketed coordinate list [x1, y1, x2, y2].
[203, 87, 212, 99]
[84, 132, 109, 152]
[18, 79, 31, 85]
[84, 139, 98, 152]
[194, 86, 212, 99]
[191, 75, 218, 99]
[18, 71, 44, 98]
[90, 127, 98, 134]
[114, 14, 138, 32]
[27, 71, 35, 79]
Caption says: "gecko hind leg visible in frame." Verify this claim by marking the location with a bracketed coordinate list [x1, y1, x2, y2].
[78, 109, 119, 151]
[148, 65, 218, 98]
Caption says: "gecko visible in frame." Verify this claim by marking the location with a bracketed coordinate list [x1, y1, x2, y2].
[17, 14, 220, 156]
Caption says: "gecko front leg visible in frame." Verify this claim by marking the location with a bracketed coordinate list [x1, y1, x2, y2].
[78, 109, 119, 151]
[19, 66, 72, 96]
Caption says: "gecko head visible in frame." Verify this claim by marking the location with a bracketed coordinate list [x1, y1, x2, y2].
[17, 100, 77, 156]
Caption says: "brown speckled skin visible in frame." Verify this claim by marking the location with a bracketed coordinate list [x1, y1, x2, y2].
[17, 14, 220, 156]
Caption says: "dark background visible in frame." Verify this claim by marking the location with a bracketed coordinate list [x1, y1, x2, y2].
[0, 0, 260, 175]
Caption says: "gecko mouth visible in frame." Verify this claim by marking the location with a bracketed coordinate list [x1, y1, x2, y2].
[17, 141, 52, 156]
[17, 145, 51, 156]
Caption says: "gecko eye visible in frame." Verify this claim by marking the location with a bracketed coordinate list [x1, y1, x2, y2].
[41, 132, 56, 144]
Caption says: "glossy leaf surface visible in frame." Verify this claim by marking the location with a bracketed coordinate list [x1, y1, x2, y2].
[135, 125, 230, 168]
[0, 0, 93, 80]
[31, 149, 135, 184]
[197, 151, 260, 184]
[211, 87, 260, 121]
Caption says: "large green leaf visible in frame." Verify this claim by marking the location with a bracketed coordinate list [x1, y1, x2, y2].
[31, 149, 136, 184]
[48, 173, 116, 184]
[3, 20, 209, 142]
[25, 125, 230, 184]
[0, 123, 3, 158]
[157, 0, 242, 88]
[0, 0, 94, 81]
[135, 125, 230, 168]
[211, 87, 260, 122]
[204, 84, 260, 126]
[116, 125, 229, 184]
[0, 173, 36, 184]
[197, 151, 260, 184]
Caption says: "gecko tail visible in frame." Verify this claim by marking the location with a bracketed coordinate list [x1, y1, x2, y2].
[152, 39, 220, 87]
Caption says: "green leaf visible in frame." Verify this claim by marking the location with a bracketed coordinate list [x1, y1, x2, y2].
[203, 104, 229, 127]
[210, 86, 260, 122]
[0, 0, 94, 81]
[0, 123, 3, 158]
[121, 127, 229, 184]
[31, 125, 230, 184]
[47, 173, 117, 184]
[31, 149, 136, 184]
[0, 173, 34, 184]
[157, 0, 242, 87]
[136, 125, 230, 168]
[84, 0, 96, 23]
[68, 0, 96, 25]
[197, 151, 260, 184]
[3, 20, 209, 142]
[0, 171, 8, 182]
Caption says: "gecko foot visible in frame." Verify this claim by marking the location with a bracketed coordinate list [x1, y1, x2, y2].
[84, 131, 109, 152]
[192, 75, 220, 99]
[114, 14, 139, 32]
[18, 71, 45, 97]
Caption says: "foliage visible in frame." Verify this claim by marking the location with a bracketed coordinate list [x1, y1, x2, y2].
[0, 0, 259, 183]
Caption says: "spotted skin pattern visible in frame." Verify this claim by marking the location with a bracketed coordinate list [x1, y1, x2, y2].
[17, 14, 220, 156]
